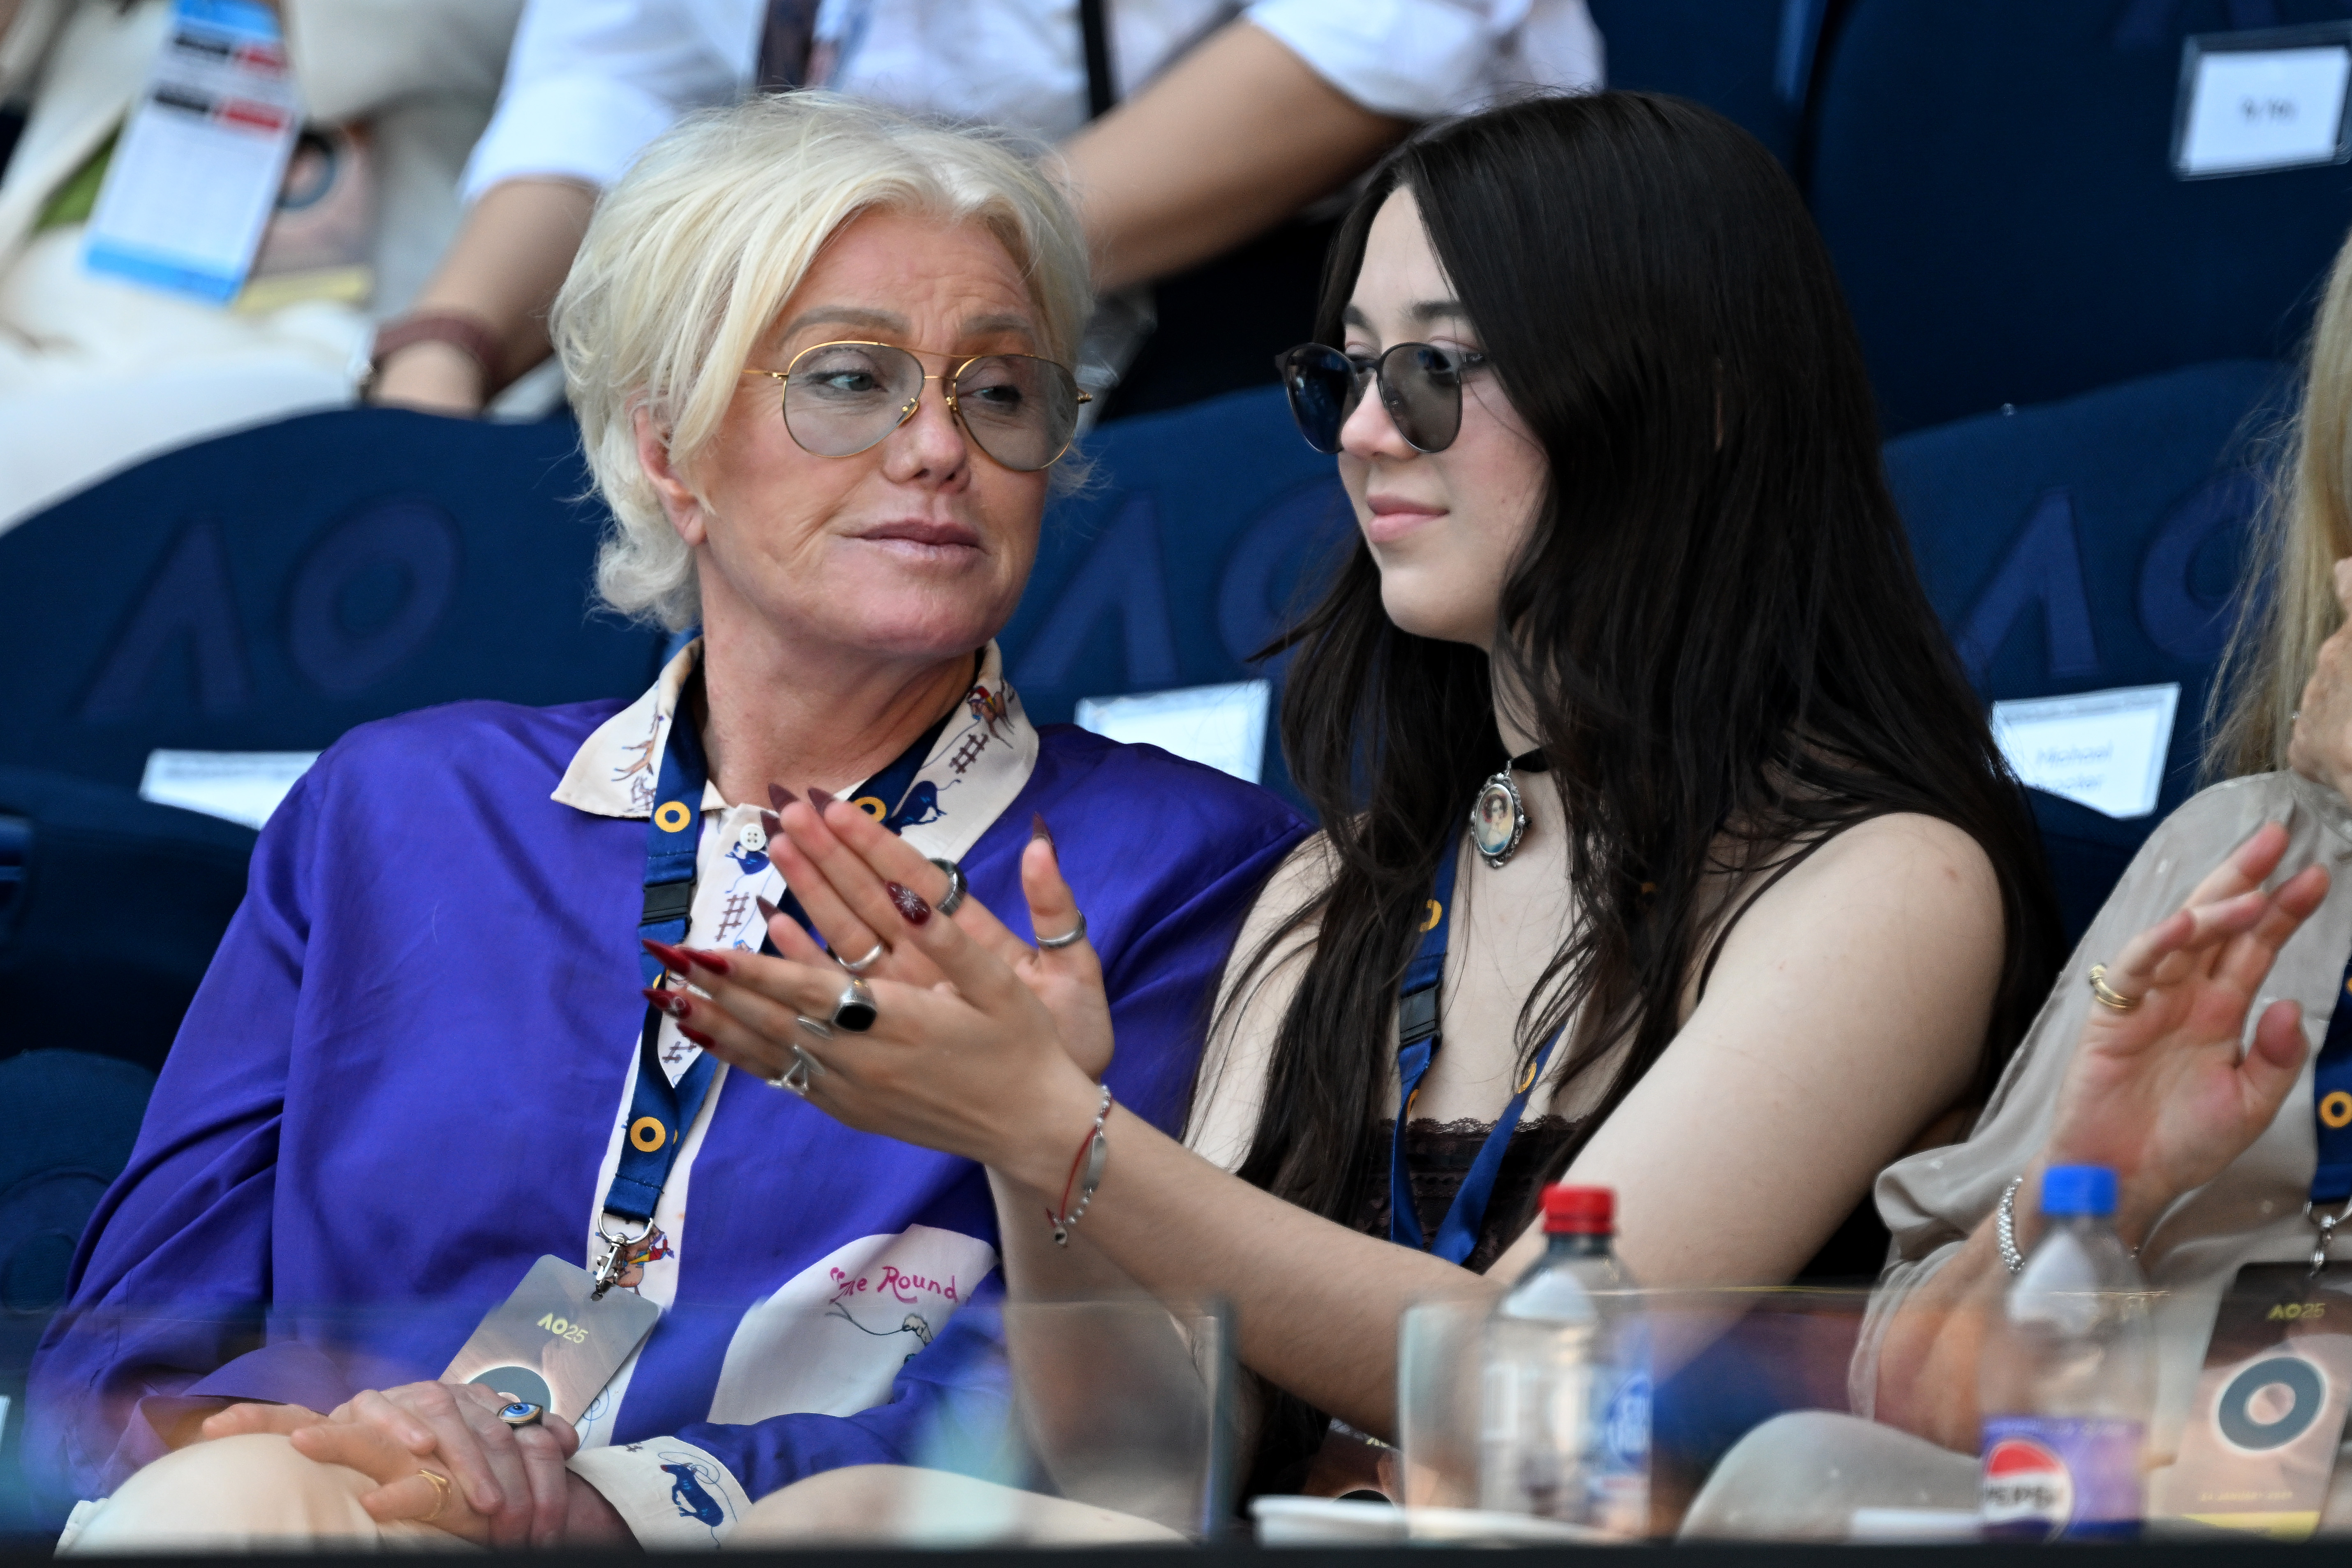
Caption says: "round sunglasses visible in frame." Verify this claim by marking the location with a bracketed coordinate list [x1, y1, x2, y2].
[1274, 341, 1489, 456]
[744, 340, 1089, 472]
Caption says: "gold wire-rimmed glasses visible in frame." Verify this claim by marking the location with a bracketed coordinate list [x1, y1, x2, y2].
[744, 340, 1090, 472]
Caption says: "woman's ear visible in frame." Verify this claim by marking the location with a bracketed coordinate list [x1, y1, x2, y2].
[633, 404, 708, 547]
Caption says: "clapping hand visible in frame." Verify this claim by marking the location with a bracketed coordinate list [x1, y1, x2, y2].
[2039, 820, 2329, 1248]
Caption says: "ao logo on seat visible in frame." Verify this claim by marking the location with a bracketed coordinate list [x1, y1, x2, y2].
[82, 500, 462, 720]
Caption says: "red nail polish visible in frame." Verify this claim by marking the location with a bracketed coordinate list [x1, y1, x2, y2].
[685, 948, 732, 976]
[1031, 812, 1056, 849]
[641, 986, 692, 1019]
[769, 784, 797, 810]
[756, 895, 782, 923]
[807, 786, 837, 812]
[677, 1023, 717, 1046]
[640, 937, 692, 973]
[759, 809, 782, 839]
[886, 881, 932, 925]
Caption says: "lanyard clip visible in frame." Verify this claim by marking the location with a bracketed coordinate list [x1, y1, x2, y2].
[592, 1214, 652, 1301]
[2305, 1199, 2351, 1277]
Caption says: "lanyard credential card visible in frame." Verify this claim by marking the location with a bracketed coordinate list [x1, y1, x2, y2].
[442, 684, 955, 1415]
[1388, 845, 1560, 1267]
[2163, 945, 2352, 1538]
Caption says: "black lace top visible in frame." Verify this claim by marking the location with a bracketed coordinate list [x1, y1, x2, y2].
[1346, 1113, 1589, 1274]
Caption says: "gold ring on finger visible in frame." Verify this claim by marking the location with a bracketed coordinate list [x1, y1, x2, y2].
[417, 1469, 452, 1522]
[2088, 964, 2139, 1013]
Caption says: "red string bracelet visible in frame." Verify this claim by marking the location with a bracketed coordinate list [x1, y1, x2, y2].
[1044, 1085, 1114, 1246]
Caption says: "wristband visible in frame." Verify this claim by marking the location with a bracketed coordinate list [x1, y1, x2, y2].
[368, 311, 502, 395]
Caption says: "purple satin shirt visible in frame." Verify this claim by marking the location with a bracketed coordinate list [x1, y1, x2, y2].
[26, 696, 1304, 1526]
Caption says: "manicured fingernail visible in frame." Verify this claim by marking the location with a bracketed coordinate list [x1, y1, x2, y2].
[756, 895, 782, 922]
[677, 1023, 716, 1046]
[769, 783, 797, 810]
[1031, 812, 1056, 849]
[685, 948, 731, 976]
[886, 881, 932, 925]
[807, 785, 837, 812]
[640, 937, 692, 973]
[641, 986, 692, 1019]
[760, 809, 782, 840]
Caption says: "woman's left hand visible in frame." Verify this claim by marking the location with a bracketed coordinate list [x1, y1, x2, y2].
[665, 796, 1110, 1185]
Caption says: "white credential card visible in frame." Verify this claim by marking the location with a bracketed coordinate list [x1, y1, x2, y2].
[1990, 683, 2180, 820]
[2178, 44, 2352, 176]
[141, 749, 320, 829]
[83, 0, 300, 303]
[1075, 680, 1271, 784]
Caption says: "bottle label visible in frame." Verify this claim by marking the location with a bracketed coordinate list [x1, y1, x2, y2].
[1981, 1417, 2144, 1541]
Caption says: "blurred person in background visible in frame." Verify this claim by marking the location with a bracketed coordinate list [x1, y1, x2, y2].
[368, 0, 1603, 421]
[654, 90, 2065, 1516]
[1675, 220, 2352, 1540]
[0, 0, 523, 527]
[30, 94, 1301, 1551]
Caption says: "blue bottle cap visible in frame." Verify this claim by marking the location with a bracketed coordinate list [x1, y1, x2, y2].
[2040, 1164, 2118, 1217]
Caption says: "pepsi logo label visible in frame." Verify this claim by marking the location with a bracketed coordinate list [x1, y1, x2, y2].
[1982, 1435, 2072, 1540]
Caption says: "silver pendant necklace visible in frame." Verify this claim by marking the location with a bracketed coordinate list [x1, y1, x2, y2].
[1468, 748, 1548, 870]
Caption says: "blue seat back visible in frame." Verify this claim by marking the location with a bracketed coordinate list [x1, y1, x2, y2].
[1885, 358, 2292, 942]
[1811, 0, 2352, 432]
[1001, 387, 1352, 796]
[1586, 0, 1830, 169]
[0, 409, 665, 790]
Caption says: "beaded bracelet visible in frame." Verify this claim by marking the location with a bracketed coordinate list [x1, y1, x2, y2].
[1045, 1085, 1113, 1246]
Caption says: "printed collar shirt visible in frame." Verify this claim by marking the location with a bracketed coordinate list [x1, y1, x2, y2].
[462, 0, 1604, 201]
[27, 641, 1305, 1544]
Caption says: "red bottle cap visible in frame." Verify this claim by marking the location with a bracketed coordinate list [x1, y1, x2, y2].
[1541, 1184, 1614, 1235]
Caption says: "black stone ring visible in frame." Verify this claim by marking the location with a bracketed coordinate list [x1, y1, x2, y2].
[831, 977, 879, 1032]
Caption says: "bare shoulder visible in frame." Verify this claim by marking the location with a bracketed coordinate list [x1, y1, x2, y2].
[1711, 812, 2005, 986]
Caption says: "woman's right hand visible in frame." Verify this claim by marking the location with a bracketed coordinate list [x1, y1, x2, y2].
[2037, 820, 2329, 1248]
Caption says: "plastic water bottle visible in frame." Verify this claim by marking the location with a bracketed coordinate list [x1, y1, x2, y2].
[1478, 1184, 1651, 1535]
[1978, 1163, 2153, 1542]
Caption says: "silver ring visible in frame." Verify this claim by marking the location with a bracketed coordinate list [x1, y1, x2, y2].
[831, 977, 879, 1032]
[770, 1045, 821, 1098]
[1036, 911, 1087, 950]
[794, 1013, 835, 1040]
[837, 940, 886, 974]
[929, 858, 967, 918]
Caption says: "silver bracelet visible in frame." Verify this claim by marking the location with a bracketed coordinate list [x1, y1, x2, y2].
[1046, 1085, 1113, 1247]
[1996, 1174, 2027, 1274]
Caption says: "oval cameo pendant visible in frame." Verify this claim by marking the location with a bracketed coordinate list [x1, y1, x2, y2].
[1469, 767, 1527, 869]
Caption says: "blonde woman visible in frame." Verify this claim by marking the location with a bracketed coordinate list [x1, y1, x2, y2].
[1675, 225, 2352, 1536]
[29, 94, 1302, 1550]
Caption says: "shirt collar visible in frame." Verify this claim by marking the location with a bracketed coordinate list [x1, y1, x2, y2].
[551, 638, 1025, 822]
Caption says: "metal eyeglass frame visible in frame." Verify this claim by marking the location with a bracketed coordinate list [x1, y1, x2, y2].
[742, 340, 1091, 471]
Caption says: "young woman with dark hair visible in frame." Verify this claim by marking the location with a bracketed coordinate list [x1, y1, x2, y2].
[670, 90, 2062, 1486]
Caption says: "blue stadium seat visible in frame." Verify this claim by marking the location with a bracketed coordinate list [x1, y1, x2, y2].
[0, 409, 666, 791]
[1885, 358, 2293, 944]
[1587, 0, 1831, 169]
[1001, 386, 1351, 796]
[0, 767, 254, 1073]
[0, 1051, 155, 1535]
[1811, 0, 2352, 433]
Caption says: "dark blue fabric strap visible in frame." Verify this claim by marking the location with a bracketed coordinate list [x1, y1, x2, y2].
[2313, 946, 2352, 1205]
[1388, 848, 1565, 1265]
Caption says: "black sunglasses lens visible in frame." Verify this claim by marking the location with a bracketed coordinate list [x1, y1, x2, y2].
[1383, 344, 1465, 453]
[1277, 345, 1355, 455]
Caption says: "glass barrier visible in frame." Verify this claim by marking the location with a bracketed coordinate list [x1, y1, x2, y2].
[8, 1284, 2341, 1549]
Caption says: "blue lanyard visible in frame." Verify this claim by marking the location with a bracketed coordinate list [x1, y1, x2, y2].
[1388, 844, 1561, 1265]
[2311, 947, 2352, 1207]
[607, 689, 954, 1225]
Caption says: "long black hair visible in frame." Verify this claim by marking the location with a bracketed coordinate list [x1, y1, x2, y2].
[1220, 92, 2061, 1240]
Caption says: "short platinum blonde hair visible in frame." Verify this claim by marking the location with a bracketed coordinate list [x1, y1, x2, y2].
[552, 93, 1094, 630]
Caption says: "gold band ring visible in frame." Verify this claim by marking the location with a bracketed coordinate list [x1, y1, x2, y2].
[417, 1468, 452, 1522]
[2087, 964, 2139, 1013]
